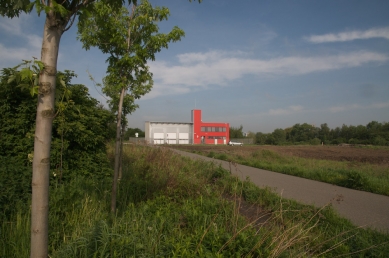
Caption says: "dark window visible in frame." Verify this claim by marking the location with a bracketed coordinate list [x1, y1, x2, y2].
[208, 136, 224, 139]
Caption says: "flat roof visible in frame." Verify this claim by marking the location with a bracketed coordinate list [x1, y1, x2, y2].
[147, 121, 193, 125]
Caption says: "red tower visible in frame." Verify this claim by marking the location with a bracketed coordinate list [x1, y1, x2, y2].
[192, 109, 229, 145]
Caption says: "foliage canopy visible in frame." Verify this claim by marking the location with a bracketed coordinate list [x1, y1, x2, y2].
[254, 122, 389, 146]
[0, 67, 115, 218]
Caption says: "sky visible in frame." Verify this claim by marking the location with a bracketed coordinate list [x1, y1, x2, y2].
[1, 0, 389, 133]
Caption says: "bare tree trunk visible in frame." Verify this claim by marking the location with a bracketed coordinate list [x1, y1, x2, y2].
[30, 11, 64, 258]
[110, 3, 135, 213]
[118, 122, 124, 180]
[111, 86, 126, 213]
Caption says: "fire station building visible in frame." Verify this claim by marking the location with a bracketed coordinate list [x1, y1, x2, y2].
[145, 109, 229, 145]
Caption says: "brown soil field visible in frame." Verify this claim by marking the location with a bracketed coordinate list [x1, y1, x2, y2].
[172, 145, 389, 167]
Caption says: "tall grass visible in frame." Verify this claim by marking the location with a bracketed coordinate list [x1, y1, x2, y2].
[203, 147, 389, 196]
[1, 144, 388, 257]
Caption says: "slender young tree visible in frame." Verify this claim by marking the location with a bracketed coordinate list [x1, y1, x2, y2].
[1, 0, 128, 257]
[1, 0, 200, 255]
[78, 0, 185, 213]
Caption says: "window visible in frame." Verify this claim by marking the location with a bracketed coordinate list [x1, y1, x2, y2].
[208, 136, 224, 139]
[200, 126, 227, 133]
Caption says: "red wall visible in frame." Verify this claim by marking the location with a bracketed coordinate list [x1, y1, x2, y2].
[192, 110, 229, 145]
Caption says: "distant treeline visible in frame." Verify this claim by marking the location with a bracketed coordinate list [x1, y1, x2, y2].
[253, 122, 389, 146]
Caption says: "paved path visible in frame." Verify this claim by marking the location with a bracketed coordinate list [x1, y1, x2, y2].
[171, 149, 389, 233]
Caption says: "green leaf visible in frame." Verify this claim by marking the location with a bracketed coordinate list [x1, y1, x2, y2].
[17, 83, 30, 90]
[19, 68, 33, 81]
[36, 61, 44, 70]
[34, 75, 39, 86]
[59, 78, 66, 88]
[30, 85, 39, 96]
[63, 88, 72, 100]
[7, 75, 16, 84]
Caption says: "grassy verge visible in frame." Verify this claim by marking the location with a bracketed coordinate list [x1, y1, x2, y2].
[1, 145, 388, 257]
[176, 146, 389, 196]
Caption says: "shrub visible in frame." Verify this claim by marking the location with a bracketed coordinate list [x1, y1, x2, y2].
[373, 136, 388, 146]
[331, 138, 344, 144]
[0, 156, 32, 219]
[207, 151, 216, 158]
[1, 69, 115, 179]
[337, 171, 370, 191]
[310, 137, 321, 145]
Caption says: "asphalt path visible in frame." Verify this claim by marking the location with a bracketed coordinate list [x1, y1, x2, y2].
[171, 148, 389, 233]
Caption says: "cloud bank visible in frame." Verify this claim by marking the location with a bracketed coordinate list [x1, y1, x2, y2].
[146, 50, 388, 99]
[306, 27, 389, 43]
[328, 102, 389, 113]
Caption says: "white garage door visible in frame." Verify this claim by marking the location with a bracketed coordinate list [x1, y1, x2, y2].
[153, 133, 164, 144]
[179, 133, 189, 144]
[166, 133, 177, 144]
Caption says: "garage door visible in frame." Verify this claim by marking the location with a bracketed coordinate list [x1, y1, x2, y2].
[178, 133, 189, 144]
[166, 133, 177, 144]
[153, 133, 164, 144]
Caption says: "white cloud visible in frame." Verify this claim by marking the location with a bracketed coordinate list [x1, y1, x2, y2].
[329, 102, 389, 113]
[372, 102, 389, 109]
[306, 27, 389, 43]
[267, 105, 304, 116]
[0, 17, 24, 35]
[255, 25, 278, 45]
[26, 34, 43, 50]
[0, 43, 40, 62]
[329, 104, 361, 113]
[0, 14, 42, 66]
[177, 50, 246, 64]
[148, 50, 388, 99]
[142, 83, 192, 100]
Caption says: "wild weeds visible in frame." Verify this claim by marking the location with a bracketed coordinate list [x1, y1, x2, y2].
[180, 146, 389, 196]
[1, 144, 388, 257]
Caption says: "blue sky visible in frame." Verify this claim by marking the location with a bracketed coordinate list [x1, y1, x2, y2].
[1, 0, 389, 133]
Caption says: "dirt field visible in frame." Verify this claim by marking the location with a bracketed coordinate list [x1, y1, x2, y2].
[172, 145, 389, 167]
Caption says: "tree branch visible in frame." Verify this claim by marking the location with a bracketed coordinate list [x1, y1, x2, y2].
[64, 0, 95, 32]
[63, 12, 77, 32]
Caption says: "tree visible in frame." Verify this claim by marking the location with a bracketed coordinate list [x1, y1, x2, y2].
[290, 123, 318, 143]
[124, 127, 145, 139]
[318, 123, 330, 144]
[271, 128, 286, 145]
[230, 125, 244, 138]
[284, 127, 293, 142]
[255, 132, 267, 145]
[1, 2, 127, 256]
[2, 0, 200, 254]
[78, 0, 185, 213]
[354, 125, 368, 143]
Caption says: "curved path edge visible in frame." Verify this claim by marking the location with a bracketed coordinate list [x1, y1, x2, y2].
[171, 148, 389, 233]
